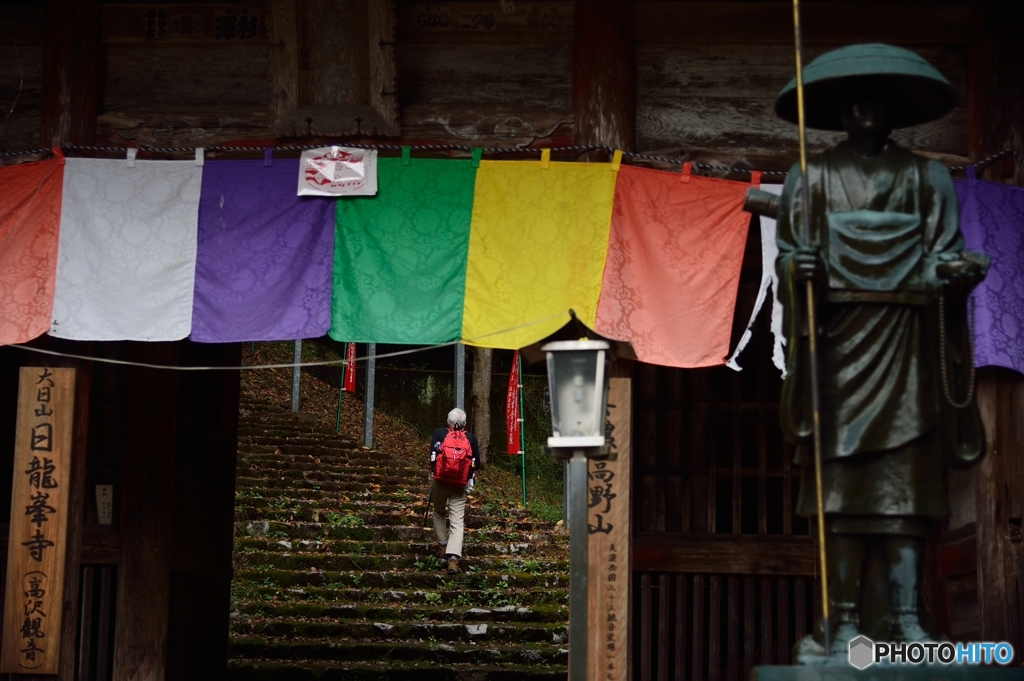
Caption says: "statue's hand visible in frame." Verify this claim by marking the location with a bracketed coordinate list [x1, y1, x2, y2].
[792, 247, 825, 283]
[936, 258, 986, 294]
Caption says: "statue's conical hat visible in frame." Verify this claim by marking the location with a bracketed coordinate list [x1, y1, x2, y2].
[775, 43, 959, 130]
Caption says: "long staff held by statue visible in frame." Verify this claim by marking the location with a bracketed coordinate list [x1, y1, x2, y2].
[790, 0, 831, 655]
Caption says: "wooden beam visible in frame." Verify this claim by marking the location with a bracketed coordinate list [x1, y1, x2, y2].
[40, 0, 102, 146]
[634, 534, 816, 576]
[633, 2, 970, 45]
[113, 343, 180, 681]
[572, 0, 635, 152]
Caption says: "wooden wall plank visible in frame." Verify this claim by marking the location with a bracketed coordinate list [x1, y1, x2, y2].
[397, 1, 573, 44]
[635, 44, 967, 158]
[657, 573, 669, 681]
[675, 574, 687, 681]
[640, 573, 651, 681]
[691, 574, 704, 681]
[634, 535, 815, 576]
[634, 2, 970, 45]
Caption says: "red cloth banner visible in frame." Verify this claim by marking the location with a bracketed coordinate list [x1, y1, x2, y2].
[596, 163, 751, 368]
[0, 149, 65, 345]
[344, 342, 357, 392]
[506, 350, 522, 454]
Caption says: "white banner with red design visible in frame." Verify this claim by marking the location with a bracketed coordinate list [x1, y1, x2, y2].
[298, 146, 378, 197]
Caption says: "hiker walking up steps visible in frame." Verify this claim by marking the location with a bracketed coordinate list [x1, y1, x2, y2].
[430, 408, 481, 575]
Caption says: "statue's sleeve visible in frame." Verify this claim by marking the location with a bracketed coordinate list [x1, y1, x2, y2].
[776, 164, 815, 449]
[923, 158, 965, 272]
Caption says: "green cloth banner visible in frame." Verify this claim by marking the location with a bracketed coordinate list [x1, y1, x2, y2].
[329, 156, 477, 343]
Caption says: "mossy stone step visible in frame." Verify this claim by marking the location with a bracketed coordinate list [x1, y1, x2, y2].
[234, 568, 568, 591]
[235, 585, 568, 607]
[229, 638, 568, 666]
[227, 659, 566, 681]
[233, 520, 560, 542]
[238, 451, 420, 469]
[241, 460, 422, 479]
[234, 538, 568, 558]
[233, 602, 567, 624]
[232, 551, 568, 574]
[229, 618, 566, 644]
[237, 435, 373, 450]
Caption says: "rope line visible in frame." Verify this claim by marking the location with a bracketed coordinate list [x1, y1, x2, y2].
[2, 143, 1020, 178]
[5, 310, 571, 372]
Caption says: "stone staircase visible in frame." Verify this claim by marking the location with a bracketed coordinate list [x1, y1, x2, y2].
[228, 396, 570, 680]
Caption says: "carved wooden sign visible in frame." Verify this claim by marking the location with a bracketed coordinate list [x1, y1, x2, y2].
[101, 3, 270, 43]
[1, 368, 75, 674]
[589, 373, 631, 681]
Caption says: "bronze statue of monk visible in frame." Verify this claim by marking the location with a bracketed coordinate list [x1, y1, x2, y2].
[770, 44, 990, 663]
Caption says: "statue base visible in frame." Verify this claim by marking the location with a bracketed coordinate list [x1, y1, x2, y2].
[752, 666, 1024, 681]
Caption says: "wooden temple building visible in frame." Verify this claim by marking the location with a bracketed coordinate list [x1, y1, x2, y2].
[0, 1, 1022, 679]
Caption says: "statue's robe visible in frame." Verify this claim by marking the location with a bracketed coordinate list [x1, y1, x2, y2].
[776, 141, 985, 533]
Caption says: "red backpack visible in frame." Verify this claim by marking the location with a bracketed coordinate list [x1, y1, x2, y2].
[434, 429, 473, 487]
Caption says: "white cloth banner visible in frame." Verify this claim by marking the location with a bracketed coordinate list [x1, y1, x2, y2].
[50, 158, 202, 341]
[726, 183, 787, 376]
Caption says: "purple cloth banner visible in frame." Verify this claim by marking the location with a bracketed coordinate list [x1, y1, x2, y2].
[956, 166, 1024, 376]
[191, 158, 335, 342]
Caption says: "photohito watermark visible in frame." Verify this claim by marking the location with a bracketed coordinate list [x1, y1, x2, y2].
[848, 636, 1015, 669]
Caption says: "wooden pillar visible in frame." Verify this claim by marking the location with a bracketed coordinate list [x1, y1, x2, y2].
[974, 371, 1024, 650]
[571, 0, 635, 153]
[113, 343, 180, 681]
[966, 0, 1024, 653]
[40, 0, 102, 146]
[58, 354, 92, 681]
[967, 0, 1024, 182]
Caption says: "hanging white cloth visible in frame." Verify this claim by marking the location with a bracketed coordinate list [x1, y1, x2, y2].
[726, 183, 786, 376]
[50, 158, 202, 341]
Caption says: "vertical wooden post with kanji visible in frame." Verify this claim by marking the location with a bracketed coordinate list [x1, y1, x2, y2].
[1, 367, 75, 674]
[588, 364, 632, 681]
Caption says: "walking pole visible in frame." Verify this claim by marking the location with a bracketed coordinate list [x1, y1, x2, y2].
[791, 0, 830, 655]
[518, 352, 527, 509]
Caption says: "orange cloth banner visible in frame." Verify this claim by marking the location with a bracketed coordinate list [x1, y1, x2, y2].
[0, 150, 65, 345]
[596, 164, 751, 368]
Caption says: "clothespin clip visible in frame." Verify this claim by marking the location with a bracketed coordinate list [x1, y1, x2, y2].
[611, 150, 622, 172]
[680, 161, 693, 183]
[401, 146, 412, 166]
[264, 148, 274, 167]
[195, 147, 205, 167]
[540, 148, 551, 170]
[471, 148, 482, 168]
[751, 170, 763, 187]
[126, 148, 138, 168]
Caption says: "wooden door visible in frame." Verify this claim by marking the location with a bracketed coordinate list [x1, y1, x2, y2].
[631, 313, 818, 681]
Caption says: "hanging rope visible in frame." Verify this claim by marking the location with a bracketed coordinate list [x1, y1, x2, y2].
[2, 143, 1020, 180]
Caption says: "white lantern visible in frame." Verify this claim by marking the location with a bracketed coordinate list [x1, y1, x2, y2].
[542, 340, 609, 449]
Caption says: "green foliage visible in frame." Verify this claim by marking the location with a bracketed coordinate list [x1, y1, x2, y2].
[323, 511, 364, 527]
[424, 592, 442, 604]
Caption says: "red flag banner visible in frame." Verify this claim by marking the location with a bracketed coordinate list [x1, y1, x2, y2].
[506, 351, 522, 454]
[344, 342, 357, 393]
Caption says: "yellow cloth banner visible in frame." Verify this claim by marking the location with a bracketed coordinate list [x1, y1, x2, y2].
[462, 156, 619, 348]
